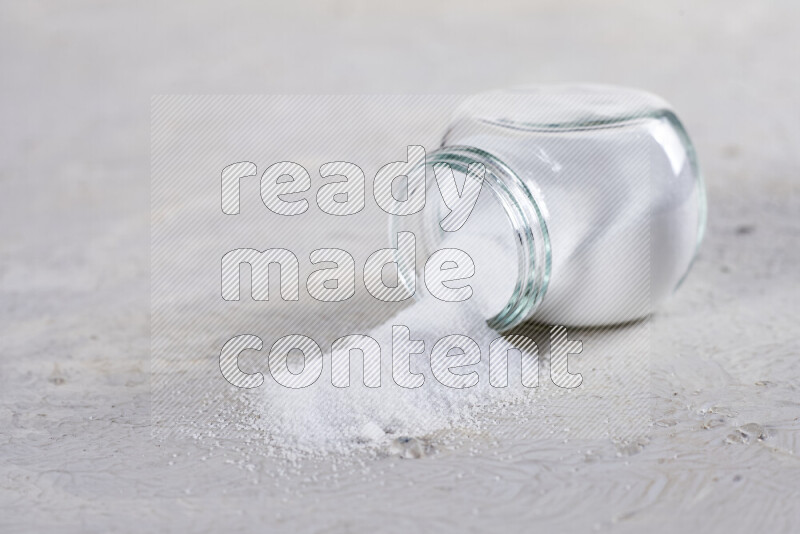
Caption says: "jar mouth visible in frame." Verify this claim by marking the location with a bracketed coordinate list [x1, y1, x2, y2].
[392, 146, 551, 331]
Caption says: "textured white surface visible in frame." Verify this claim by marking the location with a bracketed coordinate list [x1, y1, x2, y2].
[1, 1, 799, 532]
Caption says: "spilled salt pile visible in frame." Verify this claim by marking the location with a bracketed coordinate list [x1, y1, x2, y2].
[252, 296, 522, 454]
[249, 253, 536, 454]
[250, 189, 534, 454]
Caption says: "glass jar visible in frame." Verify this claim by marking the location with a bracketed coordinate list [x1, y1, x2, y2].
[395, 85, 706, 330]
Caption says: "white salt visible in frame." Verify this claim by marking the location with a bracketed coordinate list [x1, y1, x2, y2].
[253, 292, 528, 454]
[249, 181, 531, 455]
[249, 89, 702, 455]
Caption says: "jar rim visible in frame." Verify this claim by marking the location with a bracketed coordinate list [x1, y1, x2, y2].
[393, 145, 552, 331]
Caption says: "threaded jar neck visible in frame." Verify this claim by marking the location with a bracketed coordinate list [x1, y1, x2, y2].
[426, 146, 551, 330]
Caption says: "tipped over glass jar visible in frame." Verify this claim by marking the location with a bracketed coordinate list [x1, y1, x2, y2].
[395, 85, 706, 330]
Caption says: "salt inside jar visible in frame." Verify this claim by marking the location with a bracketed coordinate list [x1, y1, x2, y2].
[396, 84, 706, 328]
